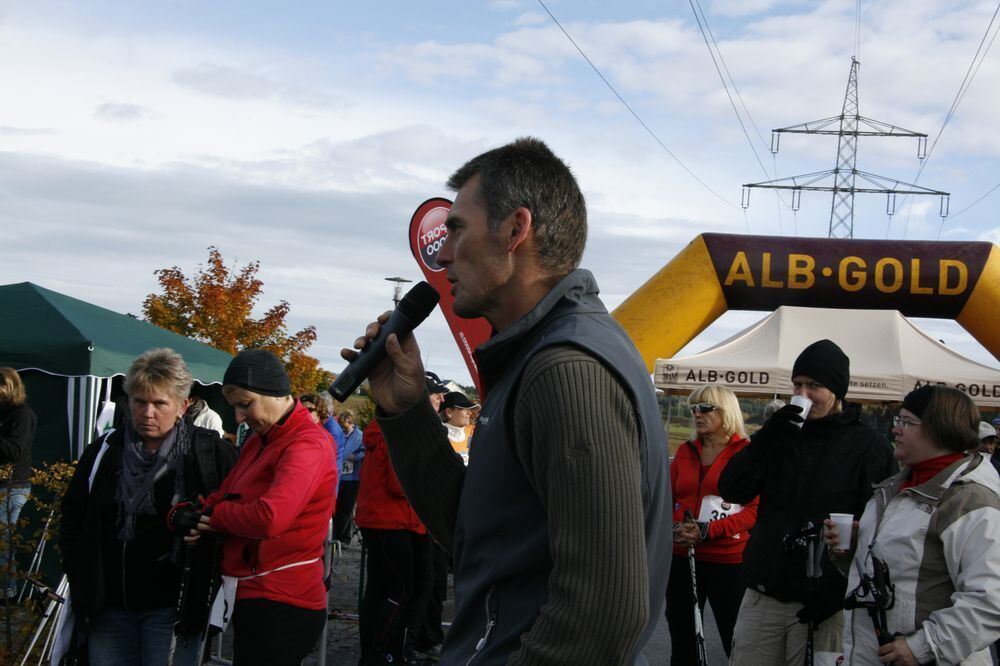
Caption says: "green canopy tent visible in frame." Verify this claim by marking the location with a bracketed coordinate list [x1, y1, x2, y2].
[0, 282, 233, 461]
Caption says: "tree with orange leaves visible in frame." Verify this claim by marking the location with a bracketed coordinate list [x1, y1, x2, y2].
[143, 247, 331, 394]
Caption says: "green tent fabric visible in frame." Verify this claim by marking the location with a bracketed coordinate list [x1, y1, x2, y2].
[0, 282, 233, 461]
[0, 281, 232, 381]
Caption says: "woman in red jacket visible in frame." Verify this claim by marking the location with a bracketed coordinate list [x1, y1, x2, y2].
[190, 350, 337, 665]
[666, 384, 758, 663]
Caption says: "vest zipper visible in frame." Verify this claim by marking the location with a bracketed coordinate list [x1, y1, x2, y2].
[465, 586, 497, 665]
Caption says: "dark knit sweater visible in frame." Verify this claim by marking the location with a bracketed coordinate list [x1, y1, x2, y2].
[380, 347, 654, 665]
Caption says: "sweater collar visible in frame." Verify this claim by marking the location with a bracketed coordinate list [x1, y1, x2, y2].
[900, 452, 965, 490]
[879, 452, 985, 501]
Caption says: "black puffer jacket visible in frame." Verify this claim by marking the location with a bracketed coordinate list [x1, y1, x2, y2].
[719, 406, 895, 603]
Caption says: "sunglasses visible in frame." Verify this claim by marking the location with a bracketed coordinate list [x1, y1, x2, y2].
[690, 403, 719, 415]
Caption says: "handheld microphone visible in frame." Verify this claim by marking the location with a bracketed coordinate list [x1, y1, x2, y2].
[329, 281, 440, 402]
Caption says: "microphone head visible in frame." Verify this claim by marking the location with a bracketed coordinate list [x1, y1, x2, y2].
[396, 281, 440, 324]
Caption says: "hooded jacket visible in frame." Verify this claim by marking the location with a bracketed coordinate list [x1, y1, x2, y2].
[842, 453, 1000, 665]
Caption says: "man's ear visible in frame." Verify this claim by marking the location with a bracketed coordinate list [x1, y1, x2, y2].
[506, 207, 533, 253]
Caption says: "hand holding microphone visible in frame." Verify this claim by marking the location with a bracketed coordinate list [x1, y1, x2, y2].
[336, 281, 439, 414]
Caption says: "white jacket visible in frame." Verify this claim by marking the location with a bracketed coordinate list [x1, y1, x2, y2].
[843, 453, 1000, 665]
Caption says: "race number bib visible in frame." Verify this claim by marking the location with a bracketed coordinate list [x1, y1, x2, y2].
[209, 575, 238, 632]
[697, 495, 743, 524]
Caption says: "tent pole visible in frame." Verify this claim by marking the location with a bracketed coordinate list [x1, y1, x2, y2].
[65, 378, 75, 460]
[664, 389, 672, 455]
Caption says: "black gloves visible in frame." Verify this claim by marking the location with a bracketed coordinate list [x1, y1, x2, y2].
[167, 501, 202, 534]
[751, 403, 804, 461]
[796, 575, 847, 626]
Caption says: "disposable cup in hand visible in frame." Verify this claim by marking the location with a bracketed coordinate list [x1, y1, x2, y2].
[829, 513, 854, 550]
[789, 395, 812, 426]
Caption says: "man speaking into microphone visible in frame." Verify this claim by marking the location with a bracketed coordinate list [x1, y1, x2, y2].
[342, 137, 670, 665]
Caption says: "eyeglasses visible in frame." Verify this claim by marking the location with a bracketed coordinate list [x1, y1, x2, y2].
[690, 403, 719, 415]
[892, 416, 921, 429]
[304, 405, 317, 413]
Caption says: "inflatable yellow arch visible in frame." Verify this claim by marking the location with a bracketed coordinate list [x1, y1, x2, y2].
[612, 234, 1000, 371]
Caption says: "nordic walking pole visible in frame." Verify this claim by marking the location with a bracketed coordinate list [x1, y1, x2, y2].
[802, 522, 824, 666]
[168, 542, 196, 666]
[317, 519, 334, 666]
[684, 510, 709, 666]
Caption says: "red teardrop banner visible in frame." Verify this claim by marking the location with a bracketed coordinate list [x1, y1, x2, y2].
[408, 198, 491, 396]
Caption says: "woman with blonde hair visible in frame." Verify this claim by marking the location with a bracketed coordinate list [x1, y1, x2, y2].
[666, 384, 758, 662]
[59, 349, 235, 665]
[0, 367, 35, 599]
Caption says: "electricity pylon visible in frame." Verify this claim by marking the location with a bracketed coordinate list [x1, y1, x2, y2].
[742, 57, 949, 238]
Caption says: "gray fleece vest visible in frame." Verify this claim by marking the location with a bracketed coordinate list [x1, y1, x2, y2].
[443, 270, 670, 665]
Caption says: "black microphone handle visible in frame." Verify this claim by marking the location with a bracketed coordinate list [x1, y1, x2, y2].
[330, 282, 439, 401]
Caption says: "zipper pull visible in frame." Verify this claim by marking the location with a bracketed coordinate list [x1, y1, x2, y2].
[475, 619, 496, 651]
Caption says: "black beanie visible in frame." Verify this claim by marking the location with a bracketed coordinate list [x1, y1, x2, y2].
[223, 349, 291, 397]
[902, 384, 936, 418]
[792, 339, 850, 400]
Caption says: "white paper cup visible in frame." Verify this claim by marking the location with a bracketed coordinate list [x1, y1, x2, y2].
[789, 395, 812, 426]
[829, 513, 854, 550]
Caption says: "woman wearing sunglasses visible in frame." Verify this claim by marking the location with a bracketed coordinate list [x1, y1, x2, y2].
[666, 384, 758, 663]
[825, 385, 1000, 665]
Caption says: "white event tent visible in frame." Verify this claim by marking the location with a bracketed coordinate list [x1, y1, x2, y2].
[654, 306, 1000, 407]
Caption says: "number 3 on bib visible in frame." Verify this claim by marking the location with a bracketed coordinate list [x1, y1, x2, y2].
[697, 495, 743, 524]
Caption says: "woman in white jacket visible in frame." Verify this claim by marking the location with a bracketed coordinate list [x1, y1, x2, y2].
[826, 385, 1000, 665]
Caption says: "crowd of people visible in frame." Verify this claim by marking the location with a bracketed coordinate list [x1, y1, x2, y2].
[1, 137, 999, 665]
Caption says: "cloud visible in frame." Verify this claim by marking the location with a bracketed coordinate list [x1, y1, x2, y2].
[512, 11, 547, 26]
[94, 102, 150, 122]
[0, 125, 53, 136]
[2, 0, 997, 379]
[710, 0, 789, 18]
[172, 63, 278, 100]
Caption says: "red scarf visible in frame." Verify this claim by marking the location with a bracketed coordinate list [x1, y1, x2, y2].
[900, 452, 964, 490]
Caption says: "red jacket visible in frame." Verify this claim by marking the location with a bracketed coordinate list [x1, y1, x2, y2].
[671, 434, 758, 564]
[205, 401, 338, 610]
[354, 421, 425, 534]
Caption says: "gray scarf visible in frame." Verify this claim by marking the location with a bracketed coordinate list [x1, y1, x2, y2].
[116, 417, 189, 541]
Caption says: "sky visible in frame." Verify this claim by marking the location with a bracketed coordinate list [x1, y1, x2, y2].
[2, 0, 998, 387]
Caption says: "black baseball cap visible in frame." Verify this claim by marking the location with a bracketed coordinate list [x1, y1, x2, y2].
[425, 371, 448, 394]
[440, 391, 478, 411]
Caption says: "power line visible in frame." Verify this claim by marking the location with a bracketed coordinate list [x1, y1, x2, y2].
[536, 0, 742, 210]
[689, 0, 770, 153]
[688, 0, 795, 232]
[944, 181, 1000, 222]
[893, 0, 1000, 237]
[854, 0, 862, 61]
